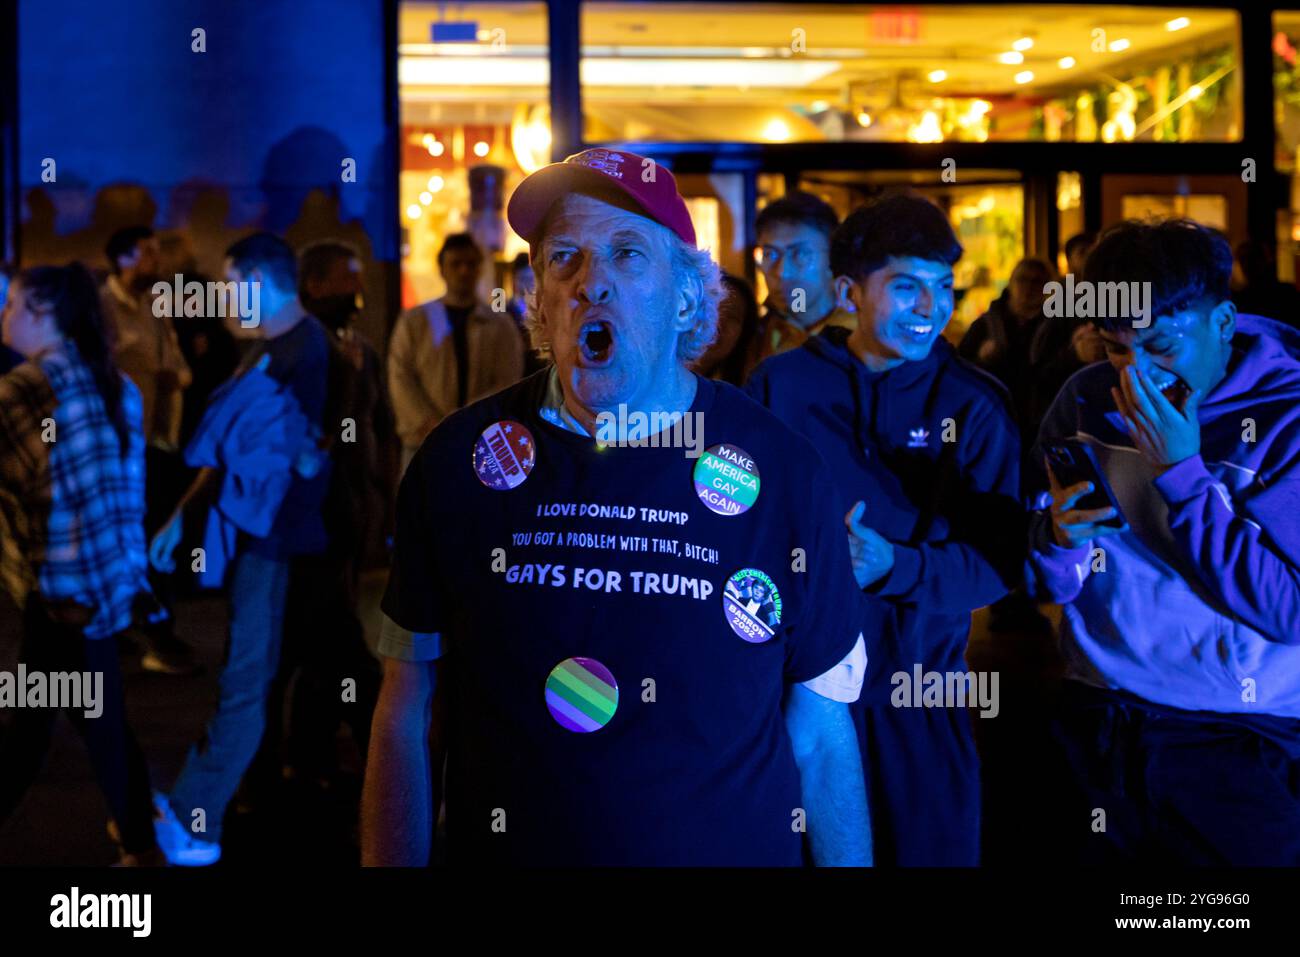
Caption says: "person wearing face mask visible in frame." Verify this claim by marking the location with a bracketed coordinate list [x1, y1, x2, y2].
[362, 148, 873, 867]
[240, 241, 394, 796]
[1029, 219, 1300, 865]
[746, 192, 1026, 866]
[299, 240, 399, 571]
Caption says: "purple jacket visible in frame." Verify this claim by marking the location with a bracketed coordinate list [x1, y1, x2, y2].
[1028, 315, 1300, 716]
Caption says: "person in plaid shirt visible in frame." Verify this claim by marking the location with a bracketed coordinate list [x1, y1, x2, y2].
[0, 262, 163, 865]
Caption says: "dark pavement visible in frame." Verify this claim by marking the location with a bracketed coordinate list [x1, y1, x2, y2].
[0, 578, 1064, 867]
[0, 575, 387, 867]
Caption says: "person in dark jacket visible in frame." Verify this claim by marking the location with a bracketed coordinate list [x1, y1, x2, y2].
[746, 192, 1025, 865]
[958, 257, 1055, 436]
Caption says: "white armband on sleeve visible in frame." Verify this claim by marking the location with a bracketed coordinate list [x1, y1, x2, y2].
[800, 633, 866, 703]
[378, 613, 447, 662]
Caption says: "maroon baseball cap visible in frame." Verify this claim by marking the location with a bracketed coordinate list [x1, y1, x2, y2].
[507, 148, 697, 247]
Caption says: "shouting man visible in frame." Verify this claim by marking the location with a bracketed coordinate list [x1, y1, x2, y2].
[362, 149, 872, 866]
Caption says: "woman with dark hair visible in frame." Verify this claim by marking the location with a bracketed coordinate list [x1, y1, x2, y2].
[691, 272, 761, 386]
[0, 262, 163, 865]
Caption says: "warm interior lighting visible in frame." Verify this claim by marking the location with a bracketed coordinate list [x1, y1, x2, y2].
[907, 110, 944, 142]
[1187, 83, 1204, 99]
[1012, 38, 1034, 52]
[426, 175, 444, 192]
[856, 110, 873, 127]
[1109, 38, 1131, 52]
[928, 69, 947, 83]
[762, 118, 792, 141]
[1059, 56, 1076, 69]
[1166, 17, 1190, 32]
[473, 140, 490, 157]
[811, 99, 829, 111]
[1014, 70, 1034, 84]
[427, 141, 444, 157]
[400, 56, 842, 89]
[511, 103, 552, 175]
[406, 204, 422, 219]
[419, 191, 433, 206]
[998, 51, 1024, 65]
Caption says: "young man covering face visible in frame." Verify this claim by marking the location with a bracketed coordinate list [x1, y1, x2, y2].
[1028, 219, 1300, 864]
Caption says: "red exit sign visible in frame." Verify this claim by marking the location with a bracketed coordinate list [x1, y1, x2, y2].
[869, 8, 922, 43]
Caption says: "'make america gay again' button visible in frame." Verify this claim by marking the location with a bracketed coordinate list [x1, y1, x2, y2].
[693, 443, 760, 517]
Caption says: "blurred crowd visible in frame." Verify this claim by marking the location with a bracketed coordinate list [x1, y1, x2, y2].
[2, 186, 1298, 866]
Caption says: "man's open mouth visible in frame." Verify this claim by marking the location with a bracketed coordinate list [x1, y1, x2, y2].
[1148, 369, 1191, 409]
[578, 319, 615, 365]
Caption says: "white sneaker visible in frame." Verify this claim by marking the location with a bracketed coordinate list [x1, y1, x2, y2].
[152, 792, 221, 867]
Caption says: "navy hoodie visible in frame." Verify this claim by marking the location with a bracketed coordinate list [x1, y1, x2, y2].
[746, 327, 1024, 703]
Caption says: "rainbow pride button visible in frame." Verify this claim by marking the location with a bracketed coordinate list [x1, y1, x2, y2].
[545, 657, 619, 733]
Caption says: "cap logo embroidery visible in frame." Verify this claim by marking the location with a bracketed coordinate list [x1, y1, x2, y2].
[572, 149, 626, 178]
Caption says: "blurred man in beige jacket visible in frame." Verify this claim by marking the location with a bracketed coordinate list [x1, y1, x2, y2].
[101, 226, 197, 674]
[101, 227, 192, 450]
[388, 233, 523, 470]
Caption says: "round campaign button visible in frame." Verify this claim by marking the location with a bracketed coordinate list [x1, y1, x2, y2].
[545, 657, 620, 733]
[693, 443, 761, 516]
[722, 568, 783, 643]
[473, 420, 536, 490]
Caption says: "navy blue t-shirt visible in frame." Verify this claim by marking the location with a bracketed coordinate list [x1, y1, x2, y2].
[245, 313, 332, 559]
[382, 370, 865, 865]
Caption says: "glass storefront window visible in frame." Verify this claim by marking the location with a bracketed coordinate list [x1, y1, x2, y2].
[1273, 13, 1300, 282]
[580, 4, 1241, 145]
[1056, 171, 1084, 275]
[399, 2, 548, 309]
[783, 171, 1023, 339]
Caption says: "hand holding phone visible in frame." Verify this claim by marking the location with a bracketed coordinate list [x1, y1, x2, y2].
[1044, 441, 1127, 548]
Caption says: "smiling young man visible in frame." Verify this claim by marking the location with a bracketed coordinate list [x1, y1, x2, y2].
[362, 149, 871, 866]
[1029, 219, 1300, 864]
[746, 193, 1025, 865]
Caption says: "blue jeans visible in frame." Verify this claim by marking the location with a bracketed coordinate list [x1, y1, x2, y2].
[168, 549, 290, 844]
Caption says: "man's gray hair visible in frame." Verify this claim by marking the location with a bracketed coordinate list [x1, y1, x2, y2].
[523, 229, 722, 363]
